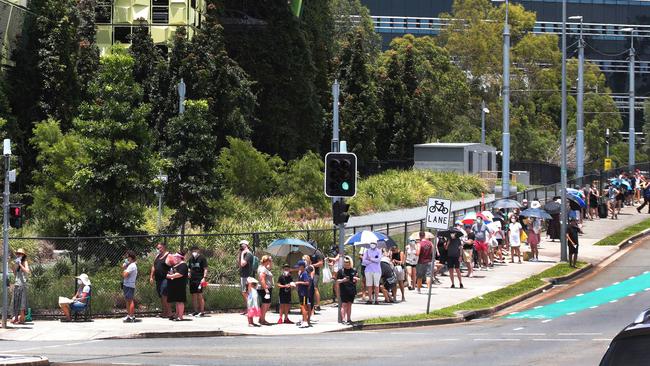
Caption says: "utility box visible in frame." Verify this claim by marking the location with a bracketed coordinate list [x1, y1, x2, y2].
[413, 143, 497, 174]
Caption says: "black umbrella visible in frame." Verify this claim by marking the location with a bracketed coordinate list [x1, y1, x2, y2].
[544, 201, 561, 214]
[492, 199, 522, 209]
[438, 227, 466, 238]
[520, 208, 552, 220]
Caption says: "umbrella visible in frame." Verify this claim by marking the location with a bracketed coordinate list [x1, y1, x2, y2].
[408, 231, 435, 240]
[481, 211, 494, 221]
[492, 199, 522, 209]
[567, 193, 586, 208]
[461, 212, 477, 224]
[566, 188, 585, 198]
[609, 178, 632, 190]
[520, 207, 552, 220]
[438, 227, 465, 238]
[345, 231, 396, 248]
[266, 238, 316, 257]
[544, 201, 561, 214]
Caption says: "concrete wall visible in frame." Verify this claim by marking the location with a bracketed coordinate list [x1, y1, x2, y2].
[414, 161, 464, 173]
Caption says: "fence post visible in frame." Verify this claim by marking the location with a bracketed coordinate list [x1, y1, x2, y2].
[403, 222, 408, 251]
[252, 233, 260, 254]
[74, 239, 80, 294]
[307, 230, 311, 242]
[386, 224, 390, 237]
[332, 227, 337, 249]
[420, 220, 424, 231]
[370, 224, 374, 233]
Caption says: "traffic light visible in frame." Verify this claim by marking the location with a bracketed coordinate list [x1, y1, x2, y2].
[332, 200, 350, 225]
[9, 203, 22, 229]
[324, 152, 357, 197]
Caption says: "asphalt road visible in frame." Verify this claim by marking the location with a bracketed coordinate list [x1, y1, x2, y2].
[3, 237, 650, 366]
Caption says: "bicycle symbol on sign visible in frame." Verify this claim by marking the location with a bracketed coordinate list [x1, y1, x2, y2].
[428, 200, 449, 215]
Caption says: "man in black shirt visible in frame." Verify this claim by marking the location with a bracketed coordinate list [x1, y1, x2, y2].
[445, 232, 464, 288]
[238, 240, 254, 312]
[188, 246, 208, 317]
[310, 247, 325, 311]
[566, 218, 581, 268]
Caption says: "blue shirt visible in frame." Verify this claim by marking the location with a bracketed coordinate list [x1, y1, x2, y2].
[297, 271, 310, 297]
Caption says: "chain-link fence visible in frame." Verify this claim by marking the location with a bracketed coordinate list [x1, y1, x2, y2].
[6, 163, 647, 318]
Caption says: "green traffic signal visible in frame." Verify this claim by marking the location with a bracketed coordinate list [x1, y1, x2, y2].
[342, 182, 349, 191]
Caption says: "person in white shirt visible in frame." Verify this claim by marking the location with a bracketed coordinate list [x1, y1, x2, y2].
[122, 250, 138, 322]
[508, 215, 523, 263]
[405, 240, 419, 290]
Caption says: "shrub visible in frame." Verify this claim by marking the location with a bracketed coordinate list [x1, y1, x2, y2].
[283, 151, 330, 214]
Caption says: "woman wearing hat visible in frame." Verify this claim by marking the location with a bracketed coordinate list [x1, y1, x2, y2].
[11, 248, 30, 324]
[59, 273, 91, 322]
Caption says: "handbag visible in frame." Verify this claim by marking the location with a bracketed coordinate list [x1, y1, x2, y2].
[322, 266, 333, 283]
[520, 230, 528, 243]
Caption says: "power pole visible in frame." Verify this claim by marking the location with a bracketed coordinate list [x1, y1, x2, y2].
[501, 0, 511, 198]
[575, 16, 585, 180]
[560, 0, 568, 262]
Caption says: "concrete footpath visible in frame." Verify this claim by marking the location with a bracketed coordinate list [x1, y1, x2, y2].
[0, 206, 646, 342]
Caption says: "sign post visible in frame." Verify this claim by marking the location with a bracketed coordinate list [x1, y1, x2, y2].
[425, 198, 452, 314]
[604, 158, 612, 172]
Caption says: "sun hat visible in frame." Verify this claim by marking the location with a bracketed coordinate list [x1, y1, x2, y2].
[247, 277, 258, 284]
[15, 248, 26, 256]
[530, 201, 542, 209]
[76, 273, 91, 286]
[239, 240, 249, 246]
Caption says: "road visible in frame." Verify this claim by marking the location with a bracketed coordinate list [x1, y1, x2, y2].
[3, 237, 649, 366]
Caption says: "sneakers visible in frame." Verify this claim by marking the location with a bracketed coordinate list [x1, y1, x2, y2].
[197, 312, 205, 317]
[460, 283, 464, 289]
[299, 322, 309, 328]
[192, 312, 199, 317]
[123, 316, 135, 323]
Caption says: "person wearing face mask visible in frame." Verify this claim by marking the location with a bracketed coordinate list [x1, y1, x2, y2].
[121, 250, 138, 323]
[59, 273, 91, 322]
[11, 248, 30, 324]
[188, 246, 208, 317]
[508, 214, 523, 263]
[257, 255, 274, 326]
[337, 256, 359, 325]
[277, 264, 294, 324]
[362, 241, 382, 304]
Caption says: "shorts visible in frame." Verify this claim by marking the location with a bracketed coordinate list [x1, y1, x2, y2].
[394, 265, 405, 281]
[446, 256, 460, 269]
[569, 244, 579, 255]
[189, 279, 203, 294]
[299, 294, 311, 307]
[155, 279, 168, 297]
[416, 263, 432, 279]
[239, 277, 248, 293]
[70, 301, 87, 312]
[365, 271, 381, 287]
[474, 241, 488, 252]
[279, 292, 292, 305]
[313, 274, 320, 288]
[496, 239, 504, 247]
[123, 286, 135, 300]
[257, 289, 272, 304]
[340, 288, 356, 303]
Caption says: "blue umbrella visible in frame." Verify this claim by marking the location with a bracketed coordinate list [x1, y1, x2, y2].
[266, 238, 316, 257]
[520, 207, 552, 220]
[609, 178, 632, 190]
[345, 230, 396, 248]
[566, 193, 586, 208]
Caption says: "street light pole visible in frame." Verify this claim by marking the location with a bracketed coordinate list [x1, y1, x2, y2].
[500, 0, 511, 198]
[1, 139, 10, 329]
[481, 100, 489, 145]
[628, 30, 636, 169]
[560, 0, 568, 262]
[570, 15, 585, 180]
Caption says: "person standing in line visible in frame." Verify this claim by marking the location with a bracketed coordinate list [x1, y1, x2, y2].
[122, 250, 138, 323]
[637, 181, 650, 214]
[11, 248, 30, 324]
[362, 241, 382, 304]
[528, 217, 542, 262]
[589, 184, 600, 220]
[149, 242, 171, 318]
[357, 247, 368, 301]
[416, 231, 434, 293]
[461, 226, 475, 277]
[445, 232, 463, 289]
[246, 277, 261, 327]
[336, 256, 358, 325]
[166, 253, 189, 321]
[257, 255, 274, 326]
[188, 246, 208, 317]
[238, 240, 254, 314]
[309, 245, 325, 312]
[293, 260, 312, 328]
[567, 218, 581, 268]
[472, 217, 490, 270]
[405, 239, 418, 290]
[277, 264, 294, 324]
[508, 215, 523, 263]
[327, 249, 341, 302]
[390, 245, 406, 301]
[607, 184, 620, 219]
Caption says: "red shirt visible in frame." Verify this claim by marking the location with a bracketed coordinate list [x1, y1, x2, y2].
[418, 240, 433, 264]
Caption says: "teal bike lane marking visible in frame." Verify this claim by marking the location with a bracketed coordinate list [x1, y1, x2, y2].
[506, 271, 650, 320]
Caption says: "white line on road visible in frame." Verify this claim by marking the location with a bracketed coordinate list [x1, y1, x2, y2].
[512, 327, 524, 331]
[610, 300, 618, 303]
[509, 312, 520, 315]
[556, 299, 565, 303]
[533, 338, 579, 342]
[592, 338, 612, 342]
[534, 306, 543, 309]
[541, 319, 553, 323]
[558, 333, 603, 336]
[628, 293, 636, 297]
[566, 312, 576, 315]
[576, 293, 584, 297]
[589, 306, 599, 309]
[613, 282, 620, 285]
[503, 333, 546, 336]
[645, 288, 650, 291]
[474, 338, 520, 341]
[1, 340, 102, 353]
[596, 288, 603, 291]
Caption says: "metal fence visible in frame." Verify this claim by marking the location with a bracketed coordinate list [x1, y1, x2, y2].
[6, 162, 647, 318]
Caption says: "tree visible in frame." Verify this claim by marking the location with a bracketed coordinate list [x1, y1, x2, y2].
[164, 99, 221, 231]
[181, 1, 256, 150]
[337, 28, 382, 164]
[76, 0, 100, 101]
[283, 151, 329, 213]
[129, 20, 161, 103]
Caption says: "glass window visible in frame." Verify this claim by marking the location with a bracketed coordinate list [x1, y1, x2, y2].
[153, 6, 169, 23]
[114, 26, 132, 43]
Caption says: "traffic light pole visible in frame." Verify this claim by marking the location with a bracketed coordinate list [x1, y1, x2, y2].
[2, 149, 10, 328]
[331, 80, 344, 324]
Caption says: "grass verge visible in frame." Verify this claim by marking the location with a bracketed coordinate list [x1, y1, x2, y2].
[594, 217, 650, 246]
[363, 261, 587, 324]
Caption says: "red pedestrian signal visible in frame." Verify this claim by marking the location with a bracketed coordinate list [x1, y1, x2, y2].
[9, 203, 22, 229]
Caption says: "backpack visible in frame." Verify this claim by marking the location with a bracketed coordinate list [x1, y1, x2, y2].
[251, 255, 260, 274]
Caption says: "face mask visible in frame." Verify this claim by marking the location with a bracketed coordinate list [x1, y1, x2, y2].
[283, 271, 289, 276]
[369, 244, 377, 249]
[77, 279, 82, 285]
[192, 252, 198, 258]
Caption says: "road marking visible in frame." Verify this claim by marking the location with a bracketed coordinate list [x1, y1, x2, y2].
[534, 306, 543, 309]
[556, 299, 565, 303]
[593, 338, 612, 341]
[613, 282, 620, 285]
[610, 300, 618, 303]
[541, 319, 553, 323]
[628, 293, 636, 297]
[576, 293, 584, 297]
[509, 312, 520, 315]
[566, 312, 576, 315]
[1, 340, 102, 353]
[474, 338, 520, 341]
[512, 327, 524, 331]
[468, 333, 489, 336]
[595, 287, 603, 291]
[645, 288, 650, 291]
[503, 333, 546, 336]
[559, 333, 603, 336]
[589, 306, 599, 309]
[629, 276, 636, 280]
[533, 338, 578, 342]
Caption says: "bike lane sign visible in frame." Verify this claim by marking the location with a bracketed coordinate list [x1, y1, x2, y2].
[425, 198, 452, 230]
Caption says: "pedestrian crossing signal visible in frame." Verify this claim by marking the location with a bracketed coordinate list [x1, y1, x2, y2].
[9, 203, 22, 229]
